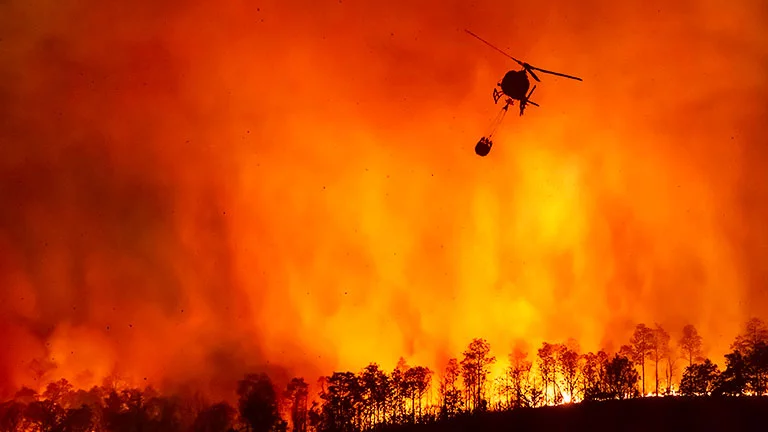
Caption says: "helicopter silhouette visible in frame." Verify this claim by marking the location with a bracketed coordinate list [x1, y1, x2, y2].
[465, 29, 583, 117]
[466, 30, 583, 157]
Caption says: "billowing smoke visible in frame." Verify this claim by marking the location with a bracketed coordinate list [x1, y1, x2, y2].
[1, 0, 766, 399]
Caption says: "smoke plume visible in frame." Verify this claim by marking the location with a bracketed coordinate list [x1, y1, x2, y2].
[1, 0, 767, 398]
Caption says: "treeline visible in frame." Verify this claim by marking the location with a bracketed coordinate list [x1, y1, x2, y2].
[1, 318, 767, 432]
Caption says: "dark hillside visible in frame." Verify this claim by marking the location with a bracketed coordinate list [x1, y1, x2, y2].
[384, 397, 768, 432]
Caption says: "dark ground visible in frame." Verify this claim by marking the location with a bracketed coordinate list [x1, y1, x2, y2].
[383, 397, 767, 432]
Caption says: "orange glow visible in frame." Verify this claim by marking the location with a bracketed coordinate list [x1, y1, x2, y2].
[1, 0, 767, 400]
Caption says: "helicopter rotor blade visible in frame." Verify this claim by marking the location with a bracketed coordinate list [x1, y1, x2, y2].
[464, 29, 582, 83]
[528, 65, 583, 81]
[464, 29, 525, 67]
[527, 100, 539, 107]
[523, 66, 541, 82]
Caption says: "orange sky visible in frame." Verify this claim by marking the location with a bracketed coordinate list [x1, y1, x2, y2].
[1, 0, 767, 399]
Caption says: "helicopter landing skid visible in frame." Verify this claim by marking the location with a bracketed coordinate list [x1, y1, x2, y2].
[492, 88, 503, 104]
[492, 88, 514, 107]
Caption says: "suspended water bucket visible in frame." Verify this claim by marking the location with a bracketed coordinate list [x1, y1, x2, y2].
[475, 137, 492, 157]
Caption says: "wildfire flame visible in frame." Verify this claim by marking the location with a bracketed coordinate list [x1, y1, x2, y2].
[1, 0, 767, 401]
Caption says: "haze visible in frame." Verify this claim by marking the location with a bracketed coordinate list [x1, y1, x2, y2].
[1, 0, 766, 399]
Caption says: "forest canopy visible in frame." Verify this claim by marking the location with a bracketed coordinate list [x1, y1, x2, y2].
[2, 318, 767, 431]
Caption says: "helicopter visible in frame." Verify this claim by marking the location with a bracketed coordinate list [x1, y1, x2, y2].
[465, 29, 583, 156]
[465, 29, 583, 117]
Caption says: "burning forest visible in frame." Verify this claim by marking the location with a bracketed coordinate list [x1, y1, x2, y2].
[1, 319, 768, 431]
[1, 0, 767, 430]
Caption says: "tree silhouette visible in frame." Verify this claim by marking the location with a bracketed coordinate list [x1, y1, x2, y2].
[508, 348, 533, 409]
[526, 373, 545, 408]
[731, 318, 768, 354]
[679, 324, 704, 368]
[306, 400, 319, 431]
[61, 405, 96, 432]
[536, 343, 558, 405]
[358, 364, 388, 428]
[714, 351, 747, 396]
[460, 338, 496, 412]
[148, 395, 184, 432]
[650, 324, 670, 395]
[25, 399, 65, 432]
[43, 379, 74, 406]
[580, 351, 608, 401]
[63, 404, 96, 432]
[101, 388, 156, 432]
[556, 341, 581, 403]
[618, 344, 635, 360]
[403, 366, 431, 422]
[284, 377, 309, 432]
[603, 354, 640, 400]
[68, 387, 104, 416]
[390, 358, 409, 421]
[492, 372, 512, 411]
[237, 373, 283, 432]
[663, 350, 680, 395]
[680, 359, 720, 396]
[745, 341, 768, 394]
[0, 400, 26, 432]
[192, 402, 236, 432]
[630, 324, 655, 396]
[101, 390, 123, 431]
[729, 318, 768, 394]
[317, 372, 361, 432]
[438, 358, 462, 419]
[8, 326, 768, 432]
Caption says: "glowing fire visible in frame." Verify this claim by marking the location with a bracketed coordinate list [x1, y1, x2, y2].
[1, 0, 767, 401]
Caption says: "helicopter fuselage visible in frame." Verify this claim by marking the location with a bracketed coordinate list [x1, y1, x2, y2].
[499, 69, 530, 101]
